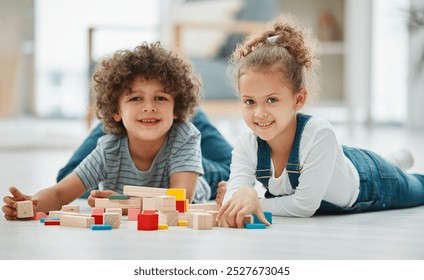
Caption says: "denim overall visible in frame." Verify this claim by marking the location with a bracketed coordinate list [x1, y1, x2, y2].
[256, 113, 424, 214]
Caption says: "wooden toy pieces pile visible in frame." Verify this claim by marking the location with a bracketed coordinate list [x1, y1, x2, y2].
[16, 186, 272, 230]
[118, 185, 220, 230]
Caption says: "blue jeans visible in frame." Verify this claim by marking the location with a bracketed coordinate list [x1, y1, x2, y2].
[317, 146, 424, 214]
[57, 108, 232, 199]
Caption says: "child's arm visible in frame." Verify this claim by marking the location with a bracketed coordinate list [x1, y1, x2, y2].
[2, 172, 87, 220]
[169, 171, 198, 203]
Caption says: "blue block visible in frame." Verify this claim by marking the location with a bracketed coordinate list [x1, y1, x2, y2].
[40, 217, 60, 223]
[90, 224, 112, 230]
[245, 223, 267, 229]
[252, 212, 272, 224]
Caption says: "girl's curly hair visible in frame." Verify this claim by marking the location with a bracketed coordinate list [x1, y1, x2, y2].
[227, 14, 320, 101]
[92, 42, 201, 135]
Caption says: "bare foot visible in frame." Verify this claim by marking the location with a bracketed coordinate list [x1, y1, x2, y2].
[215, 181, 227, 205]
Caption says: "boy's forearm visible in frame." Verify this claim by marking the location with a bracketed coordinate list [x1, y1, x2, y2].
[33, 187, 63, 213]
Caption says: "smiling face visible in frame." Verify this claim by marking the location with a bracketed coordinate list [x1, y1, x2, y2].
[238, 68, 307, 144]
[113, 77, 176, 145]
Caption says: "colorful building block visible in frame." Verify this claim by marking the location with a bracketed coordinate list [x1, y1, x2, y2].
[34, 212, 48, 220]
[44, 220, 61, 226]
[245, 223, 267, 229]
[166, 188, 186, 201]
[128, 208, 141, 221]
[92, 214, 103, 224]
[137, 211, 158, 231]
[91, 224, 112, 230]
[175, 200, 186, 213]
[253, 211, 272, 224]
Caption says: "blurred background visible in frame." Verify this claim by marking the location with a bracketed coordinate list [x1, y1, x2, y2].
[1, 0, 424, 193]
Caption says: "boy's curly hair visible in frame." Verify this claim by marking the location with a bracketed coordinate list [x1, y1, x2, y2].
[92, 42, 201, 135]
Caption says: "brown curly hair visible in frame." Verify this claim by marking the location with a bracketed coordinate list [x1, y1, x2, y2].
[92, 42, 201, 135]
[227, 14, 320, 100]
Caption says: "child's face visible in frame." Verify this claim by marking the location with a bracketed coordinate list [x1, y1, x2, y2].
[113, 77, 176, 143]
[238, 69, 306, 143]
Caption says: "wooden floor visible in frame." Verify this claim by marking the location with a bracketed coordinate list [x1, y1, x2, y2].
[1, 116, 424, 260]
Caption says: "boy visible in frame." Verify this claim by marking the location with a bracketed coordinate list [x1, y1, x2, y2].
[2, 42, 206, 219]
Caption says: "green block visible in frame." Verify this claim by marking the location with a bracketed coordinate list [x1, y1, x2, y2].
[108, 195, 130, 200]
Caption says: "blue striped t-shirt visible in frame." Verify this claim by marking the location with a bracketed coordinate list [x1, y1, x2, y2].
[74, 121, 207, 200]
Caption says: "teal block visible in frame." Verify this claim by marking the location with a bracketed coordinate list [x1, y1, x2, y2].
[252, 212, 272, 224]
[90, 224, 112, 230]
[108, 195, 130, 200]
[40, 217, 60, 223]
[245, 223, 266, 229]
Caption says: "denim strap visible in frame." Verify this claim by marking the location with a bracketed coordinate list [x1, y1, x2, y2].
[256, 113, 312, 198]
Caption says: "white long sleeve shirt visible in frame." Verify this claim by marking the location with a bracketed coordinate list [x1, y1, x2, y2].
[223, 116, 360, 217]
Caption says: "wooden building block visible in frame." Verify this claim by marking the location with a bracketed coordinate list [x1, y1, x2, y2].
[137, 211, 158, 231]
[206, 210, 219, 227]
[142, 197, 156, 211]
[105, 208, 123, 218]
[92, 214, 103, 224]
[158, 223, 168, 230]
[175, 200, 186, 213]
[123, 186, 167, 197]
[253, 212, 273, 224]
[95, 197, 142, 209]
[91, 224, 112, 230]
[61, 205, 80, 213]
[92, 208, 104, 215]
[166, 189, 186, 201]
[40, 217, 60, 223]
[192, 212, 213, 230]
[185, 210, 207, 227]
[189, 203, 221, 212]
[34, 212, 48, 220]
[44, 220, 60, 226]
[108, 195, 130, 200]
[159, 210, 179, 226]
[16, 200, 34, 218]
[60, 215, 94, 228]
[128, 208, 141, 221]
[103, 212, 121, 229]
[178, 220, 188, 226]
[245, 223, 266, 229]
[154, 196, 176, 212]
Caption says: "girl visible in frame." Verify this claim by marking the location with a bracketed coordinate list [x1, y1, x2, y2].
[3, 42, 208, 220]
[216, 15, 424, 228]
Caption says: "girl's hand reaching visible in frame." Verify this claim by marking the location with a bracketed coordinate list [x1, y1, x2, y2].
[2, 186, 38, 220]
[216, 186, 270, 228]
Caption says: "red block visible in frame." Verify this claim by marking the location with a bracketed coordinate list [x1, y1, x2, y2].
[176, 200, 186, 213]
[44, 220, 60, 226]
[137, 211, 158, 231]
[92, 214, 103, 224]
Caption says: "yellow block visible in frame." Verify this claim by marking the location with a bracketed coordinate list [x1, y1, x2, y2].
[178, 220, 188, 227]
[158, 223, 169, 230]
[166, 189, 186, 201]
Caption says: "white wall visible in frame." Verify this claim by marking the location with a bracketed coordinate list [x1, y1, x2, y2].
[371, 0, 409, 124]
[35, 0, 160, 118]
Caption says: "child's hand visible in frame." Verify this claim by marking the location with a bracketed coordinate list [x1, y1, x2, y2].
[87, 190, 119, 208]
[215, 181, 227, 205]
[216, 186, 270, 228]
[2, 186, 38, 220]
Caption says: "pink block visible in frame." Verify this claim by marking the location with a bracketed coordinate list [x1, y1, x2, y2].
[34, 212, 48, 220]
[128, 208, 141, 221]
[92, 208, 104, 215]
